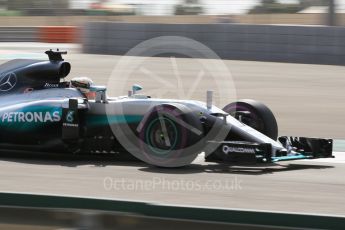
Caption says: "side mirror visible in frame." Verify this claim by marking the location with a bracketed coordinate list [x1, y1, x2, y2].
[132, 84, 143, 95]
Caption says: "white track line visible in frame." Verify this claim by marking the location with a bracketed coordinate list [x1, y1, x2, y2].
[302, 152, 345, 164]
[0, 42, 79, 49]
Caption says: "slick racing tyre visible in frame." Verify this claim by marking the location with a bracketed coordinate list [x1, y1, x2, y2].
[223, 99, 278, 140]
[138, 104, 203, 167]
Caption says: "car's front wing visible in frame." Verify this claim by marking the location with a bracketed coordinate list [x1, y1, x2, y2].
[206, 137, 334, 163]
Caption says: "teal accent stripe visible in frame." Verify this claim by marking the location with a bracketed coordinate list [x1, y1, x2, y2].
[86, 114, 143, 126]
[272, 154, 313, 162]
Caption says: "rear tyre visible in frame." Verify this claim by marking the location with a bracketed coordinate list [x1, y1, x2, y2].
[223, 99, 278, 140]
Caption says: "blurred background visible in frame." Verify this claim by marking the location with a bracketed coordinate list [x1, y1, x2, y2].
[0, 0, 345, 139]
[0, 2, 345, 230]
[0, 0, 343, 26]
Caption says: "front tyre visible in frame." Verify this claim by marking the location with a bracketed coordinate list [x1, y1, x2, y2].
[138, 104, 203, 167]
[223, 99, 278, 140]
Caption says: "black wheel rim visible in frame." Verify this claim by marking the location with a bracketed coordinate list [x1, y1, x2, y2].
[146, 117, 179, 155]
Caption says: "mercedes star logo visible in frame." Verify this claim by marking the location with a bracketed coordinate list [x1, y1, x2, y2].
[0, 72, 17, 92]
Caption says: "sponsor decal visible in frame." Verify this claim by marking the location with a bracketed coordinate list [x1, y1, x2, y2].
[0, 72, 17, 92]
[63, 123, 78, 127]
[63, 109, 79, 128]
[222, 145, 256, 155]
[1, 111, 61, 123]
[66, 111, 75, 123]
[44, 83, 59, 88]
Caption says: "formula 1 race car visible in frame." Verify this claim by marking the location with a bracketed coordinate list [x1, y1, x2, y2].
[0, 50, 334, 167]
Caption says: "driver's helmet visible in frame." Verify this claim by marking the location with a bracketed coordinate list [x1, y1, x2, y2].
[70, 77, 96, 99]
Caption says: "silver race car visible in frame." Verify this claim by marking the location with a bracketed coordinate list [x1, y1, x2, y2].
[0, 50, 333, 167]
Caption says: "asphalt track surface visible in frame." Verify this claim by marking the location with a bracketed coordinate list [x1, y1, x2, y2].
[0, 43, 345, 216]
